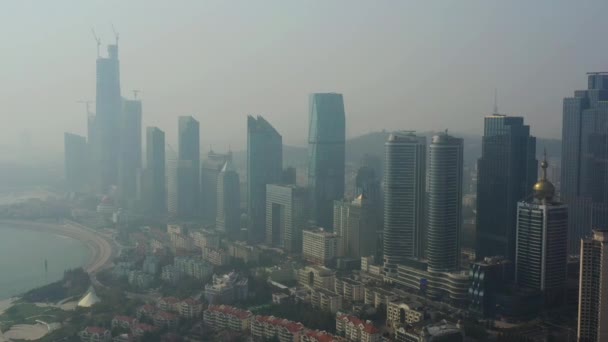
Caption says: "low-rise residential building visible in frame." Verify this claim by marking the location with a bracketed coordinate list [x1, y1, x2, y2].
[387, 300, 425, 327]
[112, 333, 133, 342]
[202, 246, 231, 266]
[191, 229, 220, 249]
[136, 304, 157, 320]
[311, 288, 343, 313]
[302, 228, 340, 265]
[79, 327, 112, 342]
[157, 297, 181, 312]
[111, 316, 138, 330]
[227, 240, 260, 264]
[394, 320, 464, 342]
[336, 314, 381, 342]
[153, 311, 179, 329]
[174, 256, 213, 280]
[360, 256, 382, 276]
[335, 278, 364, 303]
[131, 323, 157, 338]
[272, 293, 290, 304]
[301, 330, 344, 342]
[128, 270, 154, 289]
[250, 315, 304, 342]
[364, 287, 398, 309]
[161, 265, 181, 284]
[169, 229, 196, 252]
[204, 305, 252, 332]
[179, 298, 203, 319]
[143, 255, 160, 275]
[298, 265, 336, 290]
[204, 272, 249, 304]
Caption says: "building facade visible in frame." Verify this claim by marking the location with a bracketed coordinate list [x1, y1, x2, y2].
[334, 195, 379, 258]
[64, 133, 88, 192]
[265, 184, 310, 251]
[177, 116, 200, 217]
[247, 115, 283, 243]
[308, 93, 346, 230]
[476, 114, 537, 262]
[143, 127, 165, 215]
[118, 98, 142, 202]
[201, 151, 232, 222]
[578, 230, 608, 341]
[302, 228, 340, 265]
[216, 159, 241, 236]
[383, 132, 426, 276]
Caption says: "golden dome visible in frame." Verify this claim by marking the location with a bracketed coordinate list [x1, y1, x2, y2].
[534, 149, 555, 201]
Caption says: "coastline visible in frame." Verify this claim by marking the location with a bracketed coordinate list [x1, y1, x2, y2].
[0, 219, 115, 274]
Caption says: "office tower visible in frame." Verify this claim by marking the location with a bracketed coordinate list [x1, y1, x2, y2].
[562, 73, 608, 253]
[247, 115, 282, 243]
[265, 184, 310, 251]
[178, 116, 200, 217]
[118, 99, 142, 201]
[354, 165, 382, 232]
[427, 132, 463, 273]
[282, 167, 297, 185]
[216, 160, 241, 236]
[93, 43, 122, 193]
[382, 132, 426, 276]
[302, 228, 340, 265]
[578, 230, 608, 342]
[64, 133, 88, 192]
[516, 157, 568, 303]
[476, 114, 537, 262]
[469, 256, 513, 317]
[334, 195, 379, 258]
[201, 151, 232, 222]
[144, 127, 165, 214]
[308, 93, 346, 230]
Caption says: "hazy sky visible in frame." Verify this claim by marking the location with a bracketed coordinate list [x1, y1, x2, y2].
[2, 0, 608, 155]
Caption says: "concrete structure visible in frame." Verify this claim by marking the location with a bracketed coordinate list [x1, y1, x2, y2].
[336, 314, 381, 342]
[516, 156, 568, 305]
[204, 305, 252, 332]
[201, 151, 231, 222]
[118, 98, 142, 202]
[561, 73, 608, 253]
[247, 115, 283, 243]
[143, 127, 165, 215]
[153, 311, 179, 329]
[174, 256, 213, 280]
[578, 230, 608, 341]
[204, 272, 249, 304]
[308, 93, 346, 230]
[64, 132, 88, 192]
[202, 246, 230, 266]
[216, 159, 241, 235]
[334, 195, 379, 259]
[394, 320, 464, 342]
[469, 256, 513, 317]
[476, 114, 537, 262]
[250, 315, 304, 342]
[178, 298, 203, 319]
[79, 327, 111, 342]
[383, 132, 426, 275]
[387, 300, 424, 327]
[427, 132, 463, 273]
[266, 184, 310, 251]
[302, 228, 340, 265]
[311, 288, 343, 313]
[298, 265, 336, 290]
[177, 116, 200, 217]
[334, 277, 364, 303]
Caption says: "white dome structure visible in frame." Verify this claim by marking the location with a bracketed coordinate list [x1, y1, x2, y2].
[77, 287, 100, 308]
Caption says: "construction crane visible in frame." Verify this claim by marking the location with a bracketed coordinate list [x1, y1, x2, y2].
[132, 90, 141, 99]
[111, 24, 119, 46]
[90, 28, 101, 57]
[76, 100, 93, 116]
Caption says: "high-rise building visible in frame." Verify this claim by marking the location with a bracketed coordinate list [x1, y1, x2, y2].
[562, 72, 608, 253]
[476, 114, 537, 262]
[167, 159, 196, 218]
[118, 99, 142, 202]
[178, 116, 200, 217]
[143, 127, 165, 215]
[265, 184, 309, 252]
[308, 93, 346, 230]
[333, 194, 379, 258]
[578, 230, 608, 342]
[201, 151, 232, 222]
[247, 115, 282, 243]
[427, 132, 463, 273]
[64, 133, 88, 192]
[282, 167, 297, 185]
[382, 133, 426, 275]
[93, 44, 122, 193]
[216, 160, 241, 236]
[516, 156, 568, 304]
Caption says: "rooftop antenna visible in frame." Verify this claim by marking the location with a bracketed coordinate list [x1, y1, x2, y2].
[132, 90, 140, 99]
[111, 23, 119, 46]
[493, 88, 498, 114]
[90, 28, 101, 57]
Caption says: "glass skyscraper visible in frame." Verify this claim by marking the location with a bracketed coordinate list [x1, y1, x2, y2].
[201, 151, 232, 223]
[427, 132, 463, 273]
[177, 116, 200, 217]
[247, 115, 282, 243]
[308, 93, 346, 230]
[561, 72, 608, 253]
[382, 132, 426, 276]
[118, 99, 142, 202]
[64, 133, 88, 192]
[216, 159, 241, 236]
[476, 114, 537, 262]
[144, 127, 165, 215]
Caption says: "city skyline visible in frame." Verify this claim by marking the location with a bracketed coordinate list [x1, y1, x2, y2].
[5, 1, 608, 158]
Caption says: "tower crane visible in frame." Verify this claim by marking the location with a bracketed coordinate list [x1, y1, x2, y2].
[90, 28, 101, 57]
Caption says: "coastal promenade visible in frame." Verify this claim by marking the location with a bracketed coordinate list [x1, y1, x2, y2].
[0, 219, 115, 274]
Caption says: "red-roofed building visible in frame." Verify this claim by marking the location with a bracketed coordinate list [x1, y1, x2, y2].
[132, 323, 158, 338]
[111, 315, 138, 330]
[335, 314, 381, 342]
[112, 333, 134, 342]
[178, 298, 203, 318]
[157, 297, 181, 312]
[136, 304, 157, 320]
[204, 305, 252, 332]
[301, 330, 344, 342]
[250, 315, 304, 342]
[153, 311, 179, 329]
[78, 326, 111, 342]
